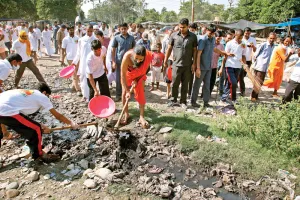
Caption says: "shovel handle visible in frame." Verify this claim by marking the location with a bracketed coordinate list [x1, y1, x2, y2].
[50, 122, 98, 132]
[115, 85, 134, 129]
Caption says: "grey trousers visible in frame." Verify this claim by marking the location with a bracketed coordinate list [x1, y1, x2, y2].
[191, 69, 212, 104]
[15, 59, 46, 87]
[116, 63, 122, 98]
[171, 66, 191, 104]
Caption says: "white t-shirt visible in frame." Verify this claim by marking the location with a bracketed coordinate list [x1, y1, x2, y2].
[34, 28, 42, 40]
[0, 59, 12, 81]
[12, 29, 18, 42]
[62, 35, 79, 61]
[29, 31, 38, 51]
[242, 36, 257, 61]
[3, 29, 10, 43]
[12, 40, 31, 62]
[100, 27, 109, 37]
[289, 54, 300, 83]
[225, 39, 246, 69]
[0, 89, 53, 116]
[86, 46, 107, 78]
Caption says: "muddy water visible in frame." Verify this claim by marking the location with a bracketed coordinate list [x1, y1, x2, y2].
[148, 157, 251, 200]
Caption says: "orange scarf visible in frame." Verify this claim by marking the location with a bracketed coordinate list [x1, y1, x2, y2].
[18, 31, 31, 56]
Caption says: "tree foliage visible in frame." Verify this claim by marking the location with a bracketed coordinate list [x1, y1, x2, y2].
[36, 0, 78, 22]
[0, 0, 38, 21]
[88, 0, 146, 24]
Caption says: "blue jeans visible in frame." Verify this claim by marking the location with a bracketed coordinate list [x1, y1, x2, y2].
[221, 67, 241, 101]
[191, 69, 212, 104]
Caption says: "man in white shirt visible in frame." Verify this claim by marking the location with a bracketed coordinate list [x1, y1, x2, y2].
[12, 31, 47, 88]
[3, 24, 11, 56]
[28, 26, 39, 65]
[0, 83, 78, 162]
[72, 25, 96, 101]
[150, 29, 161, 47]
[75, 22, 84, 38]
[33, 25, 42, 57]
[86, 40, 110, 101]
[42, 26, 53, 57]
[0, 53, 22, 93]
[283, 50, 300, 103]
[221, 29, 246, 103]
[240, 27, 257, 96]
[100, 22, 109, 37]
[62, 26, 80, 91]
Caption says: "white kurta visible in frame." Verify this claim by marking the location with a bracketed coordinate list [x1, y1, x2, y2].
[29, 31, 38, 51]
[42, 30, 52, 55]
[73, 35, 96, 100]
[106, 38, 116, 84]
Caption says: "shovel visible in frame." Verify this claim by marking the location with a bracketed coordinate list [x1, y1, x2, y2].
[50, 122, 102, 138]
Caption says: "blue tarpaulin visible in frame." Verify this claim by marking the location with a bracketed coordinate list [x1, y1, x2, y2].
[264, 19, 300, 27]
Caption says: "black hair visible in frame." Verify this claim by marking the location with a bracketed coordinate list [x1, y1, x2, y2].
[189, 23, 197, 29]
[179, 18, 189, 26]
[29, 26, 34, 29]
[91, 39, 102, 50]
[235, 29, 244, 36]
[207, 24, 216, 33]
[120, 23, 128, 28]
[156, 43, 162, 47]
[54, 21, 57, 23]
[88, 25, 93, 29]
[7, 53, 22, 63]
[95, 30, 103, 37]
[77, 22, 81, 25]
[133, 45, 146, 56]
[61, 24, 66, 29]
[244, 27, 251, 32]
[215, 30, 223, 37]
[67, 26, 75, 31]
[37, 82, 51, 95]
[269, 32, 276, 37]
[228, 29, 235, 35]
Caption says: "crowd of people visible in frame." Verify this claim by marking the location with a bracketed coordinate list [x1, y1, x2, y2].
[0, 18, 300, 162]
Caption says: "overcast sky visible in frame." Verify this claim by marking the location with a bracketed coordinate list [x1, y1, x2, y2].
[81, 0, 231, 15]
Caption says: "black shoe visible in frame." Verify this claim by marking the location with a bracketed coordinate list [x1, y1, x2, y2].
[204, 103, 213, 108]
[240, 92, 245, 97]
[191, 102, 200, 108]
[168, 101, 180, 107]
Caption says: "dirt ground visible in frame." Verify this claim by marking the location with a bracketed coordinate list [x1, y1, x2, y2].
[0, 52, 290, 200]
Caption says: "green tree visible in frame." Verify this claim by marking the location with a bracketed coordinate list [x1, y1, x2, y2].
[36, 0, 78, 22]
[0, 0, 38, 21]
[160, 10, 178, 23]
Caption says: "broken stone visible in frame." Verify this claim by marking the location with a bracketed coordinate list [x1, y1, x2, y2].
[66, 163, 75, 170]
[84, 179, 97, 189]
[78, 159, 89, 169]
[0, 182, 8, 189]
[95, 168, 112, 180]
[83, 169, 93, 177]
[242, 180, 256, 188]
[6, 182, 19, 190]
[213, 180, 223, 188]
[222, 174, 231, 184]
[158, 127, 173, 134]
[160, 184, 172, 198]
[196, 134, 206, 142]
[60, 179, 71, 186]
[43, 174, 51, 180]
[26, 171, 39, 182]
[204, 187, 216, 196]
[6, 189, 20, 198]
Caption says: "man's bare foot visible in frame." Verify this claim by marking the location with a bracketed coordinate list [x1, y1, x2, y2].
[3, 132, 20, 140]
[139, 117, 150, 129]
[120, 113, 130, 125]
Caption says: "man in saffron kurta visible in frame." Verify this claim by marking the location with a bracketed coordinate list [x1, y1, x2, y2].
[263, 37, 294, 97]
[121, 45, 152, 128]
